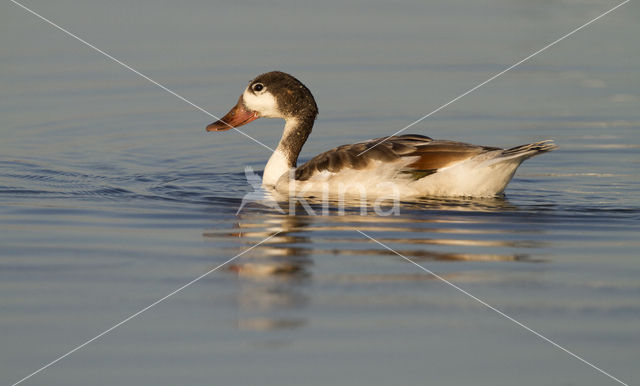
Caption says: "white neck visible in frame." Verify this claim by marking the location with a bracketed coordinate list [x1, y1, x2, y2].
[262, 118, 300, 187]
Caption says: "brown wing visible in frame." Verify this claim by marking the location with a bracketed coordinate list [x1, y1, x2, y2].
[294, 134, 500, 181]
[407, 140, 500, 170]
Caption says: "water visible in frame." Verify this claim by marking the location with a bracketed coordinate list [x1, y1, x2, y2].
[2, 0, 639, 385]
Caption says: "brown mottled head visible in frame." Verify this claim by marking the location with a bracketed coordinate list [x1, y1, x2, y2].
[206, 71, 318, 132]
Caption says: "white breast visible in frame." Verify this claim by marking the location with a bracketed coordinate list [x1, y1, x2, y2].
[263, 149, 291, 187]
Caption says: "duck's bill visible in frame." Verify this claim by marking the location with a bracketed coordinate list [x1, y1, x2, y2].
[206, 96, 260, 132]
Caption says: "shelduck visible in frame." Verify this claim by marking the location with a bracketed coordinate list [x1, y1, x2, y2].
[207, 71, 556, 198]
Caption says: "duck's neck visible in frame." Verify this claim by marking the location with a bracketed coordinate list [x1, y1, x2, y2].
[263, 116, 314, 186]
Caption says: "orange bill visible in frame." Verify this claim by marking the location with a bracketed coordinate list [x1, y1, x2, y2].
[206, 96, 260, 132]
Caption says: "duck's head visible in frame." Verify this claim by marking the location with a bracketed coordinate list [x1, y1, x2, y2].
[206, 71, 318, 132]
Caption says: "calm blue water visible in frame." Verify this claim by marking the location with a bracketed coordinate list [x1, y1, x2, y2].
[2, 0, 639, 385]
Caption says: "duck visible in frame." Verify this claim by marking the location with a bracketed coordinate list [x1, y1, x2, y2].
[206, 71, 556, 198]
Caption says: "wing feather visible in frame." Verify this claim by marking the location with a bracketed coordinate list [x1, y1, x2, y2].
[294, 135, 501, 181]
[407, 140, 500, 171]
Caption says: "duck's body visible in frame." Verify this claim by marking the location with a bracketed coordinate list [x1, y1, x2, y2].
[207, 71, 556, 198]
[279, 135, 555, 198]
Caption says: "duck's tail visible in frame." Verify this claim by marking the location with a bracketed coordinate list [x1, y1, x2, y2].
[501, 140, 557, 160]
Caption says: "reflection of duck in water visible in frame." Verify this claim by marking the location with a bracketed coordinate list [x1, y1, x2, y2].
[203, 207, 545, 332]
[224, 215, 313, 279]
[207, 71, 556, 198]
[206, 216, 313, 332]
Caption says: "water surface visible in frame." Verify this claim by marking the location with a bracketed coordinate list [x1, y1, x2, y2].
[2, 0, 639, 385]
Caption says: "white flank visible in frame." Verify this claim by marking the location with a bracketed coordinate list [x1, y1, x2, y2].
[279, 150, 541, 198]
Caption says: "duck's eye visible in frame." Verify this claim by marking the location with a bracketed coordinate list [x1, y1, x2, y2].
[252, 83, 264, 92]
